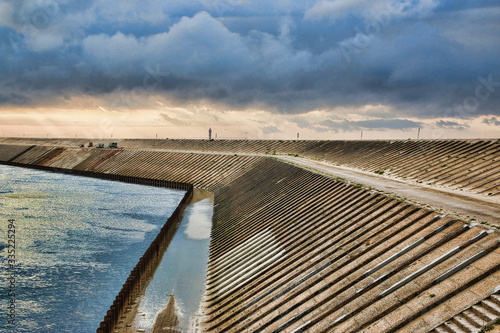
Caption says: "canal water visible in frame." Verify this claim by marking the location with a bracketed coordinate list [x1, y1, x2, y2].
[135, 191, 213, 332]
[0, 165, 187, 332]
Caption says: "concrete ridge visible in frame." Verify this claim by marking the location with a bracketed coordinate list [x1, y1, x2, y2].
[2, 137, 498, 198]
[276, 156, 500, 226]
[431, 290, 500, 332]
[202, 157, 500, 333]
[1, 142, 499, 333]
[0, 144, 262, 190]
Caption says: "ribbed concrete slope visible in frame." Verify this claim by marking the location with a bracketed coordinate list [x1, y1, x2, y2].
[0, 137, 324, 155]
[89, 150, 263, 189]
[0, 145, 262, 190]
[1, 142, 499, 332]
[3, 138, 497, 197]
[144, 138, 499, 197]
[118, 139, 324, 155]
[202, 158, 500, 333]
[120, 138, 497, 197]
[38, 147, 96, 169]
[137, 138, 499, 197]
[0, 144, 34, 161]
[432, 289, 500, 332]
[304, 139, 500, 197]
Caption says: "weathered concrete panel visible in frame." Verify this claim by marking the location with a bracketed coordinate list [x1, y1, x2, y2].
[0, 140, 499, 333]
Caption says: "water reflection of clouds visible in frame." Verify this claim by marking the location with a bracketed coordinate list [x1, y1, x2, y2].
[137, 195, 213, 331]
[184, 198, 213, 240]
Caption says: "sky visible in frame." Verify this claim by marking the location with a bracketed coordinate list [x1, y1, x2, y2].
[1, 0, 499, 140]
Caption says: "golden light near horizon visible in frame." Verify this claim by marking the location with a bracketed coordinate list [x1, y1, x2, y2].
[1, 105, 499, 140]
[1, 1, 499, 140]
[2, 2, 500, 333]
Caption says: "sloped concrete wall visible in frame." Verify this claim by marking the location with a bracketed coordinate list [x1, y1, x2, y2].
[0, 145, 262, 190]
[1, 142, 499, 333]
[2, 137, 498, 196]
[202, 157, 500, 333]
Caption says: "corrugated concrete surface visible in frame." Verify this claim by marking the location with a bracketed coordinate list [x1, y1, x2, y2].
[0, 141, 499, 333]
[2, 137, 498, 197]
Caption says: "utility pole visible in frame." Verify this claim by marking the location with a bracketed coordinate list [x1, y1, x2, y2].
[360, 131, 363, 140]
[417, 127, 421, 139]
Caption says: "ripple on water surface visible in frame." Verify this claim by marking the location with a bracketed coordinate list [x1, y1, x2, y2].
[0, 165, 186, 333]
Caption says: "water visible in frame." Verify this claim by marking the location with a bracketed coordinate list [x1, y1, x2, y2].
[135, 193, 213, 332]
[0, 165, 186, 333]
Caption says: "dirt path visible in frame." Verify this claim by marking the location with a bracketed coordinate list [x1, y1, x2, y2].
[277, 156, 500, 226]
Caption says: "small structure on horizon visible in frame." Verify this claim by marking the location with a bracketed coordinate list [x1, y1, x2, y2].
[209, 128, 212, 140]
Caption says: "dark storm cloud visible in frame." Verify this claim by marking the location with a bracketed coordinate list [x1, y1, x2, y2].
[0, 92, 31, 105]
[1, 0, 499, 122]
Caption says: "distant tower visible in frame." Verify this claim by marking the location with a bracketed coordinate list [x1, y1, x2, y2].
[209, 128, 212, 140]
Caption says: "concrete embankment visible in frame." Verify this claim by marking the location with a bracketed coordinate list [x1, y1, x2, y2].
[278, 155, 500, 226]
[202, 157, 500, 333]
[0, 143, 261, 190]
[113, 138, 500, 198]
[1, 139, 500, 333]
[2, 137, 498, 197]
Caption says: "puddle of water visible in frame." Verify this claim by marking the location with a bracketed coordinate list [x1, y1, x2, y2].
[184, 199, 213, 240]
[135, 193, 214, 332]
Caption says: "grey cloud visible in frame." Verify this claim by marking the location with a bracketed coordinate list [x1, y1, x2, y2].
[318, 119, 359, 133]
[292, 117, 311, 129]
[0, 1, 499, 121]
[0, 92, 31, 105]
[355, 119, 421, 130]
[158, 113, 190, 126]
[318, 118, 420, 133]
[262, 126, 281, 134]
[482, 117, 500, 126]
[310, 125, 329, 133]
[435, 120, 469, 130]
